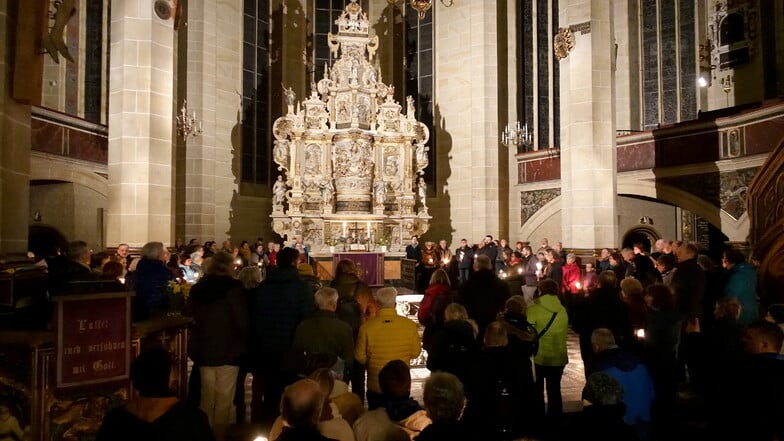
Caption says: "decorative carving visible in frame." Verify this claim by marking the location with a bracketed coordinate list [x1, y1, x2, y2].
[720, 168, 757, 220]
[269, 0, 430, 251]
[520, 188, 560, 226]
[272, 175, 288, 211]
[304, 144, 322, 175]
[554, 27, 575, 60]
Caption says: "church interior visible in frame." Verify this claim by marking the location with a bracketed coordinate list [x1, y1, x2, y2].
[1, 0, 784, 438]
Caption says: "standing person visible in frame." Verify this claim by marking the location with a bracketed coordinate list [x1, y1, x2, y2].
[250, 247, 313, 429]
[330, 259, 377, 403]
[97, 347, 215, 441]
[527, 279, 569, 418]
[457, 255, 510, 342]
[406, 236, 422, 290]
[670, 243, 705, 320]
[544, 248, 563, 294]
[607, 252, 627, 284]
[436, 240, 452, 268]
[419, 268, 453, 350]
[187, 251, 248, 427]
[134, 242, 174, 320]
[562, 253, 582, 315]
[642, 284, 682, 435]
[476, 235, 498, 272]
[721, 248, 759, 326]
[290, 287, 355, 380]
[419, 241, 439, 291]
[355, 287, 421, 410]
[455, 239, 473, 284]
[597, 248, 612, 273]
[520, 246, 539, 306]
[116, 243, 132, 269]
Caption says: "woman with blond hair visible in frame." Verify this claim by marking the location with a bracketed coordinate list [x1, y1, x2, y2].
[426, 303, 479, 388]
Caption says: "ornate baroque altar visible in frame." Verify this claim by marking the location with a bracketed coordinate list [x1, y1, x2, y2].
[271, 0, 430, 253]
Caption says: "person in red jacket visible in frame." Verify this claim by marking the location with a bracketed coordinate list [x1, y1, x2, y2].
[419, 268, 453, 350]
[562, 253, 582, 316]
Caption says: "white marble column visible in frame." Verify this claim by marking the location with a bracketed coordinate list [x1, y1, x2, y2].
[107, 0, 175, 247]
[559, 0, 618, 248]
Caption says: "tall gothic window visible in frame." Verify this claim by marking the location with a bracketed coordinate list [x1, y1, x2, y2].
[241, 0, 271, 185]
[517, 0, 560, 151]
[405, 11, 435, 188]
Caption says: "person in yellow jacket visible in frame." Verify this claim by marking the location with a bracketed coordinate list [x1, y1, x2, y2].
[527, 279, 569, 418]
[355, 287, 422, 410]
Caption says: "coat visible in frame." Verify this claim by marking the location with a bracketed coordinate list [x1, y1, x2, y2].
[134, 258, 174, 320]
[671, 257, 706, 319]
[188, 274, 248, 367]
[251, 266, 314, 355]
[562, 262, 581, 294]
[723, 262, 758, 325]
[290, 309, 355, 373]
[527, 294, 568, 367]
[418, 283, 451, 326]
[355, 308, 421, 393]
[457, 269, 510, 339]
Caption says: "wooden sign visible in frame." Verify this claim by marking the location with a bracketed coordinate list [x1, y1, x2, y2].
[55, 292, 132, 390]
[401, 258, 417, 290]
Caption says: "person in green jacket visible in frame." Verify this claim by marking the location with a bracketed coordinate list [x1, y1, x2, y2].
[527, 279, 569, 417]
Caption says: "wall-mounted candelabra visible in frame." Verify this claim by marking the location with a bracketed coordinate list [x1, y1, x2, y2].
[176, 100, 203, 139]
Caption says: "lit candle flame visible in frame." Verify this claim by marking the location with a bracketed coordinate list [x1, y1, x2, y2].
[635, 329, 646, 339]
[575, 282, 582, 290]
[536, 262, 543, 270]
[517, 268, 523, 274]
[118, 277, 126, 284]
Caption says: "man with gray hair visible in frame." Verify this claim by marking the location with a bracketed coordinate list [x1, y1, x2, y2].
[134, 241, 173, 320]
[415, 372, 470, 441]
[276, 379, 335, 441]
[355, 287, 421, 409]
[290, 287, 355, 377]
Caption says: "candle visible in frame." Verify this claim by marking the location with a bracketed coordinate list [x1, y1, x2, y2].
[235, 258, 242, 265]
[442, 258, 449, 265]
[366, 221, 371, 238]
[635, 329, 646, 339]
[575, 282, 582, 290]
[517, 267, 523, 274]
[536, 262, 543, 270]
[254, 437, 268, 441]
[118, 277, 126, 285]
[342, 222, 347, 237]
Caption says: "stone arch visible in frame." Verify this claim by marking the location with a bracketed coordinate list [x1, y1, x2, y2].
[518, 196, 561, 241]
[30, 155, 108, 197]
[618, 180, 748, 243]
[517, 180, 749, 244]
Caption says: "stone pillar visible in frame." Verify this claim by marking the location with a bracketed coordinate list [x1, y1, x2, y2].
[0, 2, 34, 255]
[435, 0, 502, 242]
[107, 0, 175, 248]
[559, 0, 618, 249]
[179, 0, 242, 244]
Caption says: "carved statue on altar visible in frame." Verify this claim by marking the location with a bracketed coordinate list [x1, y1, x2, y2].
[417, 177, 428, 214]
[272, 175, 288, 209]
[269, 0, 431, 252]
[374, 180, 387, 206]
[283, 84, 296, 108]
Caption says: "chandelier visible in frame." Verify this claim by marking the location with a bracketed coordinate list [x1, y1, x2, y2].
[387, 0, 452, 19]
[501, 120, 533, 151]
[176, 100, 202, 139]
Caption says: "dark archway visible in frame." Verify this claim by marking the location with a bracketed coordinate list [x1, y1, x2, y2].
[28, 224, 69, 260]
[621, 226, 660, 253]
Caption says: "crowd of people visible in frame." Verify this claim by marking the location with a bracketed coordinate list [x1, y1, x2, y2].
[38, 233, 784, 440]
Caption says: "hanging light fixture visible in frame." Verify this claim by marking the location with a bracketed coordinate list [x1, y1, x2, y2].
[409, 0, 432, 19]
[176, 100, 203, 139]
